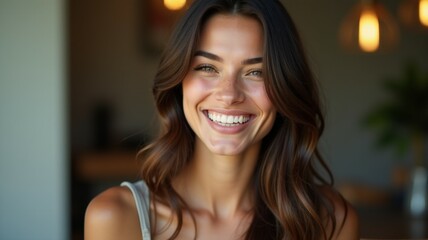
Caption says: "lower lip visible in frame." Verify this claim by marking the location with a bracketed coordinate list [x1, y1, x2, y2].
[204, 113, 252, 134]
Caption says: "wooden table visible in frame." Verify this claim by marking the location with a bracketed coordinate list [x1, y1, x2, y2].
[75, 151, 140, 181]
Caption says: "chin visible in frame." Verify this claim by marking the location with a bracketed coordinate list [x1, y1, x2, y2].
[206, 140, 252, 156]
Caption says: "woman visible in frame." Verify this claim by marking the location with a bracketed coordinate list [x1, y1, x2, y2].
[85, 0, 359, 239]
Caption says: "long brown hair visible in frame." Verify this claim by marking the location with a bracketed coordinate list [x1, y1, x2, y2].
[139, 0, 342, 239]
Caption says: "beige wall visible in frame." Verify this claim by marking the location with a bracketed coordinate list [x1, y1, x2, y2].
[0, 0, 68, 239]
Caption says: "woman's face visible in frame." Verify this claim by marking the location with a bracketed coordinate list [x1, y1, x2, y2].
[182, 14, 276, 156]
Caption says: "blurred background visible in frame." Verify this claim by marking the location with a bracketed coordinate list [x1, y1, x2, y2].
[1, 0, 427, 239]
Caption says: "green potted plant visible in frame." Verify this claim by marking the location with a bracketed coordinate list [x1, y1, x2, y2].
[363, 63, 428, 216]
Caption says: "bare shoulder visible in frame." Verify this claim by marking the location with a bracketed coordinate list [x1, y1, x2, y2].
[320, 186, 360, 240]
[84, 186, 142, 240]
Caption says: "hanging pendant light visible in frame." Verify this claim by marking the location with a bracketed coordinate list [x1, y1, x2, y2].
[420, 0, 428, 26]
[340, 0, 399, 53]
[400, 0, 428, 29]
[164, 0, 186, 11]
[359, 4, 380, 52]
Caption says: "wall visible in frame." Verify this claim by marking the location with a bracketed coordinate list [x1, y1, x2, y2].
[0, 0, 68, 239]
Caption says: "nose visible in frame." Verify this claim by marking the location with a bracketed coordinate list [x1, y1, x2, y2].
[214, 75, 245, 105]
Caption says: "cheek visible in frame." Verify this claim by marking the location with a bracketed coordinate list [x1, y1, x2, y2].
[182, 76, 214, 121]
[182, 76, 212, 100]
[247, 83, 275, 112]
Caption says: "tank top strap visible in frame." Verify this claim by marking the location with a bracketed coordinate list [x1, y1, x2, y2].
[121, 181, 151, 240]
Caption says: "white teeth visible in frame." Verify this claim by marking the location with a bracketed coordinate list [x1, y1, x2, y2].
[207, 111, 250, 125]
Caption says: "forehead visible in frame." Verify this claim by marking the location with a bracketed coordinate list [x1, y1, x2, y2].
[197, 14, 264, 55]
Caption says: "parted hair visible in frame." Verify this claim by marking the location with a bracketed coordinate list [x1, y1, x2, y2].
[139, 0, 344, 239]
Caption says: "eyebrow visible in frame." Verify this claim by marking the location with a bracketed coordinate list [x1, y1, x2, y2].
[242, 57, 262, 65]
[194, 50, 223, 62]
[194, 50, 263, 65]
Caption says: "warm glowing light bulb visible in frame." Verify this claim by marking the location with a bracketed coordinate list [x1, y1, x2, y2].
[420, 0, 428, 27]
[164, 0, 186, 11]
[359, 9, 380, 52]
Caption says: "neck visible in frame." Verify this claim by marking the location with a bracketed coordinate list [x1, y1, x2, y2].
[173, 139, 260, 219]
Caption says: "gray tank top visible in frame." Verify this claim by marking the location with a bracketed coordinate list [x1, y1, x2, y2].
[121, 181, 151, 240]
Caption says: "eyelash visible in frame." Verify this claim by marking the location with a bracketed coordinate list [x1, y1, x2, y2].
[246, 69, 263, 77]
[194, 64, 218, 73]
[194, 65, 263, 79]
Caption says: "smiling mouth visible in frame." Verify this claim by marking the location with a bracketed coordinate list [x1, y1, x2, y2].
[206, 111, 251, 127]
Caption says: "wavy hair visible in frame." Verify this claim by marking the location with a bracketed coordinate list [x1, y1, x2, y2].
[139, 0, 342, 239]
